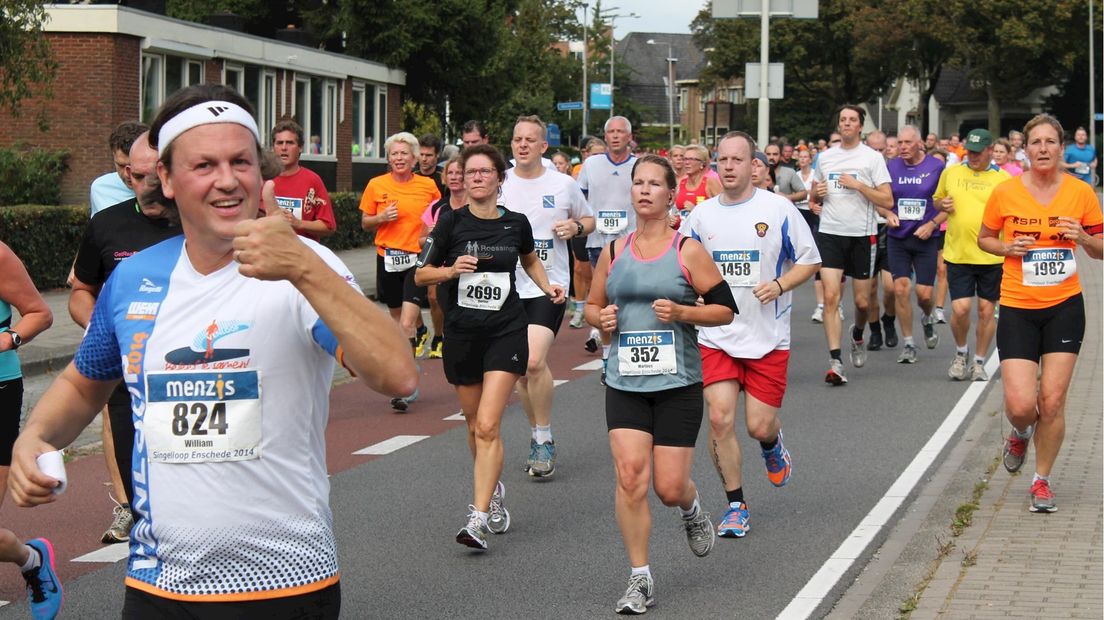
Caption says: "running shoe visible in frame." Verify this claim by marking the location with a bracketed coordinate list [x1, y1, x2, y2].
[23, 538, 62, 620]
[884, 320, 898, 348]
[390, 388, 419, 412]
[838, 306, 845, 321]
[969, 362, 988, 381]
[600, 357, 608, 387]
[810, 306, 824, 323]
[455, 505, 489, 550]
[585, 328, 600, 353]
[867, 329, 883, 351]
[615, 573, 655, 615]
[934, 307, 947, 324]
[825, 359, 848, 386]
[487, 481, 510, 534]
[101, 497, 133, 544]
[680, 502, 715, 557]
[948, 353, 969, 381]
[897, 344, 918, 364]
[762, 432, 792, 487]
[528, 440, 556, 478]
[414, 325, 429, 358]
[1003, 426, 1033, 473]
[716, 501, 750, 538]
[921, 314, 939, 349]
[849, 326, 866, 368]
[1028, 478, 1056, 513]
[428, 336, 443, 359]
[570, 307, 586, 329]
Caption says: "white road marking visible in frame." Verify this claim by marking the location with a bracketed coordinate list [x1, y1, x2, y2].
[553, 379, 568, 387]
[573, 359, 604, 371]
[353, 435, 430, 455]
[778, 353, 1001, 619]
[443, 411, 465, 421]
[72, 544, 129, 563]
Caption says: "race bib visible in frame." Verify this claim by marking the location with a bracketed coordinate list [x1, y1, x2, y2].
[1074, 163, 1090, 175]
[617, 330, 677, 376]
[275, 196, 303, 220]
[714, 250, 761, 288]
[827, 172, 852, 192]
[384, 248, 416, 273]
[458, 272, 510, 311]
[534, 239, 555, 272]
[897, 198, 926, 221]
[144, 369, 262, 464]
[596, 210, 628, 235]
[1022, 248, 1076, 287]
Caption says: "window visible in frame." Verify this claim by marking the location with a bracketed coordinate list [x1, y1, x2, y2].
[294, 77, 310, 136]
[141, 54, 162, 123]
[729, 87, 744, 104]
[352, 82, 382, 158]
[244, 66, 277, 145]
[679, 88, 688, 113]
[224, 63, 244, 93]
[293, 76, 338, 157]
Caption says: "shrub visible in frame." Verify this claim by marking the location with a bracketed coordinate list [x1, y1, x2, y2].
[0, 146, 69, 206]
[0, 205, 87, 289]
[321, 192, 374, 251]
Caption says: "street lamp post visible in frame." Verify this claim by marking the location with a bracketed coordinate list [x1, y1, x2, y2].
[599, 7, 637, 118]
[581, 2, 589, 139]
[647, 39, 677, 151]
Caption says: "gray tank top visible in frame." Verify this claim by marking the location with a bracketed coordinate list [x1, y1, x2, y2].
[605, 231, 702, 392]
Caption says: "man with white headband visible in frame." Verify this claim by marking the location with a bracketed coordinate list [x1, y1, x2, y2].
[10, 85, 415, 617]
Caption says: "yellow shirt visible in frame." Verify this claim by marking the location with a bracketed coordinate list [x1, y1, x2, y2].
[933, 163, 1010, 265]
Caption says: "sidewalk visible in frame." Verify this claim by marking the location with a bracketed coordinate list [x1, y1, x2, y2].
[16, 244, 379, 378]
[834, 249, 1102, 619]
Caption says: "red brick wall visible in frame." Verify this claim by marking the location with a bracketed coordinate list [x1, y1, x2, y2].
[0, 33, 141, 205]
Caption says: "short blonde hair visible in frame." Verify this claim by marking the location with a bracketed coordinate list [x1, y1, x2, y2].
[384, 132, 419, 157]
[684, 144, 710, 163]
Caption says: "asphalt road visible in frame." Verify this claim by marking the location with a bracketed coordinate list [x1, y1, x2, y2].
[0, 283, 992, 619]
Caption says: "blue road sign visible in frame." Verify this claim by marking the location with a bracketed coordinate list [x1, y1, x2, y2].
[590, 83, 612, 110]
[547, 123, 561, 147]
[557, 101, 584, 111]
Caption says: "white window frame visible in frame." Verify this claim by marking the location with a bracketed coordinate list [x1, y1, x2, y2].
[258, 70, 277, 146]
[351, 81, 386, 160]
[140, 52, 164, 123]
[323, 80, 338, 157]
[186, 59, 204, 87]
[223, 62, 245, 93]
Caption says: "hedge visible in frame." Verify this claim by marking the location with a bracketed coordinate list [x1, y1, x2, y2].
[0, 147, 69, 206]
[0, 192, 373, 290]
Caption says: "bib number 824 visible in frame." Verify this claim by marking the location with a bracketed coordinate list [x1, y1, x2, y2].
[629, 346, 660, 363]
[465, 284, 502, 301]
[172, 402, 228, 436]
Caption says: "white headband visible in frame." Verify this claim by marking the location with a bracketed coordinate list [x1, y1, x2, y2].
[157, 101, 261, 156]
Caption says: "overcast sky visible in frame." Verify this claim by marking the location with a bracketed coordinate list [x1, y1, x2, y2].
[606, 1, 706, 38]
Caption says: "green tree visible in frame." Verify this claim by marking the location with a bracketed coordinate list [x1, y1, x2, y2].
[0, 0, 57, 130]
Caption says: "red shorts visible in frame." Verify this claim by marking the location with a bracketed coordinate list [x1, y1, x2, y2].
[699, 345, 790, 408]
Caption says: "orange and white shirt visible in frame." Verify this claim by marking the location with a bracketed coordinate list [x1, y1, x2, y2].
[359, 173, 441, 258]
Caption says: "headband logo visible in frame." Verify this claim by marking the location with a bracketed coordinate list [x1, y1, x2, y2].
[208, 106, 229, 117]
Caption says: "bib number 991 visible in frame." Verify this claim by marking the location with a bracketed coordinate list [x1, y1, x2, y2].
[172, 402, 228, 436]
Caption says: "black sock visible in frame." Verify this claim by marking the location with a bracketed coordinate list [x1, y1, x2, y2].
[882, 313, 896, 329]
[830, 348, 842, 361]
[759, 437, 778, 451]
[725, 487, 744, 505]
[409, 337, 417, 348]
[851, 325, 864, 342]
[868, 320, 882, 336]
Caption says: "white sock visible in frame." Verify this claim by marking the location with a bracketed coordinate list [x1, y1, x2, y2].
[602, 345, 611, 359]
[817, 303, 824, 309]
[679, 495, 700, 519]
[904, 336, 915, 347]
[1032, 473, 1049, 485]
[476, 510, 489, 526]
[974, 355, 985, 364]
[19, 546, 40, 572]
[956, 345, 968, 355]
[532, 425, 552, 444]
[630, 565, 652, 578]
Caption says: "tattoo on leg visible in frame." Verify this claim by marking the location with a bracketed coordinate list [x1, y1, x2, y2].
[711, 439, 727, 487]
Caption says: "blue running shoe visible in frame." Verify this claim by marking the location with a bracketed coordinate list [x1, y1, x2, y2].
[529, 441, 555, 478]
[23, 538, 62, 620]
[763, 432, 792, 487]
[717, 502, 750, 538]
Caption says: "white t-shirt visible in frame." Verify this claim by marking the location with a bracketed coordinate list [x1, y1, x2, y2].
[502, 168, 592, 298]
[795, 168, 815, 210]
[75, 235, 355, 600]
[577, 152, 638, 249]
[812, 143, 892, 236]
[679, 190, 821, 358]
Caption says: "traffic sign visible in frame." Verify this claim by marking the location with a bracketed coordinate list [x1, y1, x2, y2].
[547, 123, 561, 147]
[713, 0, 818, 18]
[590, 83, 612, 110]
[557, 101, 584, 111]
[745, 63, 785, 99]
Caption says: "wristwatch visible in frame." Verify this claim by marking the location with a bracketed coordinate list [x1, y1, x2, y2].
[575, 220, 585, 236]
[6, 331, 22, 350]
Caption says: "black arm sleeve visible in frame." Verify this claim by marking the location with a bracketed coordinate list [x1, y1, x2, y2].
[702, 281, 739, 315]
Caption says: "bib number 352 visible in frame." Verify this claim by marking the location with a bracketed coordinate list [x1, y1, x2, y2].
[617, 330, 677, 376]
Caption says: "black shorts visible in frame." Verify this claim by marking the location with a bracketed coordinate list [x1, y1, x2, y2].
[946, 261, 1001, 302]
[522, 295, 566, 335]
[0, 377, 22, 466]
[123, 582, 340, 620]
[887, 234, 940, 285]
[937, 233, 945, 251]
[605, 383, 704, 448]
[375, 253, 407, 309]
[997, 294, 1085, 362]
[874, 224, 889, 273]
[571, 236, 589, 262]
[443, 329, 528, 385]
[815, 231, 877, 279]
[107, 381, 135, 504]
[403, 267, 429, 307]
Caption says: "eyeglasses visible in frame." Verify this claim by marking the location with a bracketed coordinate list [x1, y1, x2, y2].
[464, 168, 497, 178]
[684, 157, 705, 163]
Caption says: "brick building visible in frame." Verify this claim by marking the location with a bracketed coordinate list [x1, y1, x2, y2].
[0, 4, 405, 205]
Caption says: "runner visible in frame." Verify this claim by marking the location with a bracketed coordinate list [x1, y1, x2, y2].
[764, 142, 807, 206]
[551, 151, 572, 175]
[675, 144, 720, 214]
[679, 131, 820, 540]
[360, 132, 441, 409]
[978, 114, 1103, 513]
[933, 128, 1010, 381]
[809, 105, 893, 385]
[89, 121, 147, 216]
[861, 130, 899, 352]
[9, 84, 415, 617]
[585, 154, 735, 615]
[668, 144, 686, 181]
[568, 138, 606, 328]
[580, 117, 638, 384]
[884, 125, 946, 363]
[0, 242, 61, 620]
[797, 148, 834, 323]
[421, 155, 465, 359]
[416, 133, 447, 196]
[270, 119, 337, 241]
[1061, 126, 1097, 186]
[501, 116, 594, 478]
[415, 144, 565, 549]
